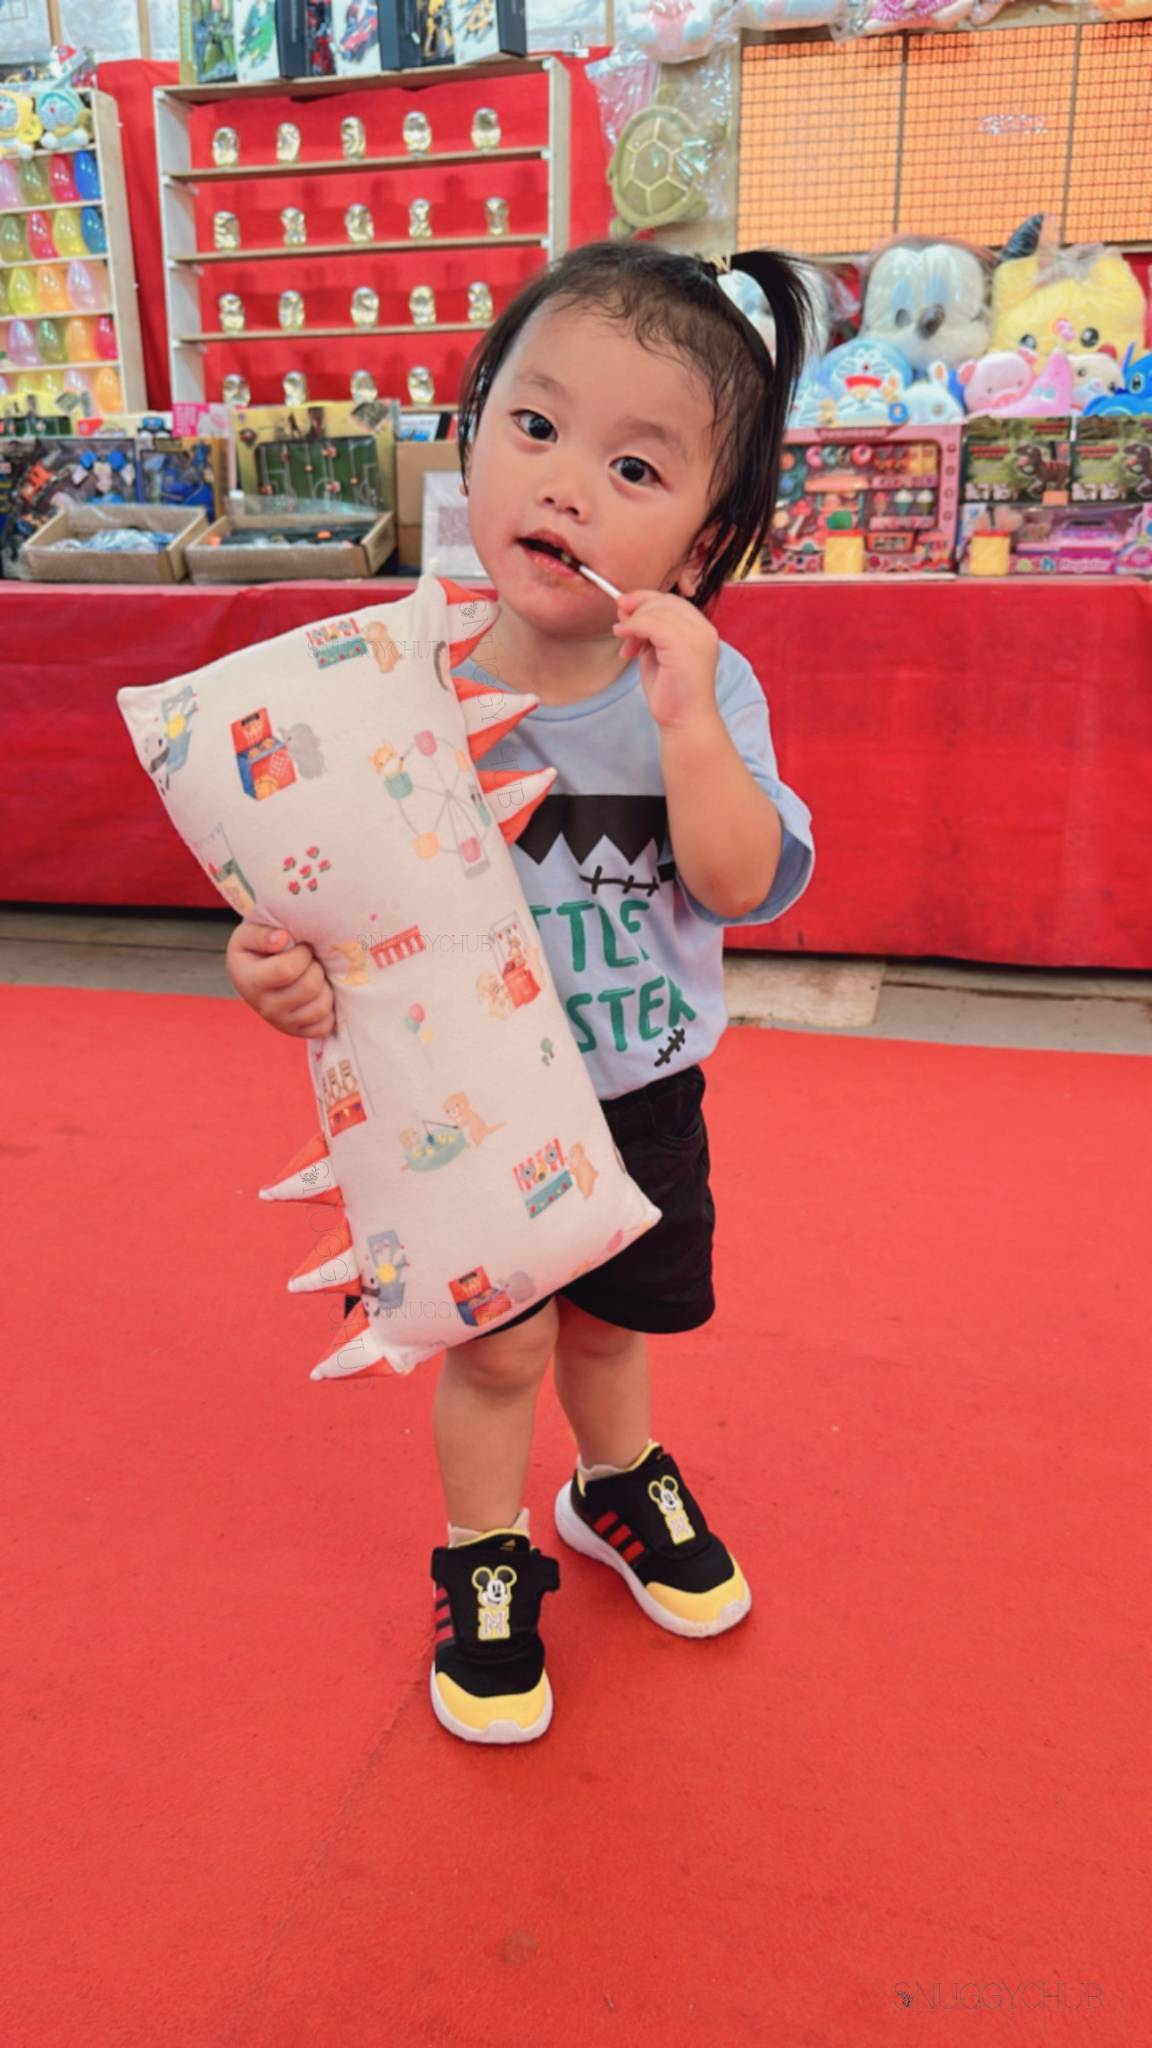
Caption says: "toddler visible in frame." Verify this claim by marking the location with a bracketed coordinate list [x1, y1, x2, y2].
[228, 241, 815, 1745]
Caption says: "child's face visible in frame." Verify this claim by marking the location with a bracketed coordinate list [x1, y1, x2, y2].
[465, 304, 716, 636]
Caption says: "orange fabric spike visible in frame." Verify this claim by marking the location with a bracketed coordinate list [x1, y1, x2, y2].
[259, 1129, 340, 1203]
[451, 672, 538, 763]
[476, 764, 556, 844]
[287, 1211, 356, 1293]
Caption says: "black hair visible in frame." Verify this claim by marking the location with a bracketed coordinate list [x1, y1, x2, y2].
[457, 240, 814, 610]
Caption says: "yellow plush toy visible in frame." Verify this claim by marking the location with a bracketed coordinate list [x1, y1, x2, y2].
[991, 215, 1146, 368]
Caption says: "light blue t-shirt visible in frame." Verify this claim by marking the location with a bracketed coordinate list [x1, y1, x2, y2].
[459, 642, 814, 1100]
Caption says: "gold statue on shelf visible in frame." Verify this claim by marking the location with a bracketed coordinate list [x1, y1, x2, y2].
[407, 365, 435, 405]
[341, 116, 366, 160]
[345, 203, 374, 244]
[408, 198, 432, 240]
[278, 290, 306, 331]
[283, 371, 309, 404]
[222, 373, 250, 405]
[351, 286, 379, 328]
[281, 207, 306, 246]
[276, 122, 301, 164]
[468, 281, 494, 326]
[211, 126, 239, 167]
[485, 197, 509, 237]
[213, 210, 240, 251]
[402, 111, 432, 157]
[409, 285, 437, 326]
[217, 292, 246, 333]
[471, 108, 501, 152]
[351, 370, 378, 403]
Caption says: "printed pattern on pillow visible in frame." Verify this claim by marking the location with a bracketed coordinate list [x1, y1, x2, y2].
[118, 575, 660, 1379]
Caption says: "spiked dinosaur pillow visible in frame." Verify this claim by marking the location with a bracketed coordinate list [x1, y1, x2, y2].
[118, 575, 659, 1379]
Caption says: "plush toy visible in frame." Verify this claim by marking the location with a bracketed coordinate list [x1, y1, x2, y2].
[118, 577, 660, 1380]
[861, 0, 975, 30]
[958, 349, 1038, 415]
[819, 335, 912, 423]
[34, 84, 90, 153]
[1068, 350, 1124, 412]
[862, 238, 991, 373]
[894, 361, 964, 423]
[719, 260, 832, 365]
[991, 216, 1146, 369]
[988, 348, 1074, 419]
[1081, 346, 1152, 417]
[0, 89, 42, 158]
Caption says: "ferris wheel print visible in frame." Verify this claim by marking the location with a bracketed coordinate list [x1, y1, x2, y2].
[372, 727, 494, 879]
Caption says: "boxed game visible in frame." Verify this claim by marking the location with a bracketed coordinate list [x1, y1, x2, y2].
[186, 508, 395, 579]
[449, 0, 527, 61]
[235, 0, 282, 80]
[396, 0, 454, 65]
[231, 399, 397, 518]
[1071, 415, 1152, 509]
[179, 0, 237, 83]
[330, 0, 401, 72]
[276, 0, 336, 72]
[759, 425, 962, 576]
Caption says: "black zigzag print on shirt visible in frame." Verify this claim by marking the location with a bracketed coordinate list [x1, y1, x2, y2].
[514, 793, 669, 867]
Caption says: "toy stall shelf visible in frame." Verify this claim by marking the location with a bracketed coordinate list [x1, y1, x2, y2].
[0, 88, 146, 415]
[154, 58, 570, 406]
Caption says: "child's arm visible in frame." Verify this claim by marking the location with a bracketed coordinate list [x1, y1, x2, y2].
[615, 590, 783, 921]
[226, 922, 336, 1039]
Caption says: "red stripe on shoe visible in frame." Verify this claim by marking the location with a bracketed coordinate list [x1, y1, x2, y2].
[621, 1540, 645, 1563]
[609, 1525, 635, 1550]
[593, 1512, 618, 1536]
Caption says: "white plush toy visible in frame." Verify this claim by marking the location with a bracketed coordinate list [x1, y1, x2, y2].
[862, 239, 991, 375]
[118, 576, 660, 1380]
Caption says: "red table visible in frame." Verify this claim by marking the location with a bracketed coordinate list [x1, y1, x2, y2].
[4, 576, 1150, 968]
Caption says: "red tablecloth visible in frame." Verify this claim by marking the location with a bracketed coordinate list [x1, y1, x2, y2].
[4, 577, 1150, 968]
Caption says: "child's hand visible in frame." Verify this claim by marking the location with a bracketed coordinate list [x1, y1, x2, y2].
[226, 921, 335, 1040]
[613, 589, 721, 735]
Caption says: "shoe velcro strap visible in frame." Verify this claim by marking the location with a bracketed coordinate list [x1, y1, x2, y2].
[431, 1542, 560, 1640]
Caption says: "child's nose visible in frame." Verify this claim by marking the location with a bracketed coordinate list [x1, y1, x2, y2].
[537, 460, 590, 520]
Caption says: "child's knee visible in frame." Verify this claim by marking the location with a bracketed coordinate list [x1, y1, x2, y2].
[460, 1300, 559, 1392]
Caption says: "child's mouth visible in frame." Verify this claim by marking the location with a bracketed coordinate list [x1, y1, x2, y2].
[519, 535, 584, 576]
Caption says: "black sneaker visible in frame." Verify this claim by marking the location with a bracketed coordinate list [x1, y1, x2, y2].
[430, 1532, 560, 1745]
[554, 1443, 750, 1639]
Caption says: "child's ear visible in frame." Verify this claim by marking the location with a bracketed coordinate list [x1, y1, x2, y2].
[672, 524, 720, 598]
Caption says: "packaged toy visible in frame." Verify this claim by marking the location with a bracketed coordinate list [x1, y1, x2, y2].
[861, 237, 991, 373]
[761, 423, 961, 575]
[117, 578, 660, 1380]
[991, 216, 1146, 370]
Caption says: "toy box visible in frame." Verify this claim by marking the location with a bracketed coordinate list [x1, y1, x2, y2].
[21, 502, 208, 582]
[448, 0, 527, 63]
[179, 0, 237, 82]
[961, 414, 1073, 511]
[1071, 416, 1152, 508]
[276, 0, 336, 72]
[187, 508, 395, 580]
[231, 400, 397, 519]
[757, 425, 962, 576]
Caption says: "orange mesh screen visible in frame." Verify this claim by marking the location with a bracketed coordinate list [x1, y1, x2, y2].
[1065, 23, 1152, 243]
[737, 40, 903, 257]
[897, 32, 1076, 243]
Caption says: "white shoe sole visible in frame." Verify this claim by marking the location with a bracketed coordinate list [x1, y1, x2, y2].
[429, 1666, 554, 1745]
[554, 1482, 752, 1639]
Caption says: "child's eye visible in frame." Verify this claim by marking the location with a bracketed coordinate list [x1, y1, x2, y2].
[512, 409, 555, 442]
[613, 455, 657, 486]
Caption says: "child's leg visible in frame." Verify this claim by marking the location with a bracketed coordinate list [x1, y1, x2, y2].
[551, 1300, 651, 1469]
[432, 1300, 560, 1532]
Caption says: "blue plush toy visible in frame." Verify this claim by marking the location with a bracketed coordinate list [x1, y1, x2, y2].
[1082, 345, 1152, 417]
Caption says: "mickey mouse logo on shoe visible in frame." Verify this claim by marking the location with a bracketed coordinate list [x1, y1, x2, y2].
[473, 1564, 517, 1639]
[648, 1477, 695, 1545]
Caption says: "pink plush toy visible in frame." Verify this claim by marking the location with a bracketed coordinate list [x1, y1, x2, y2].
[958, 349, 1037, 415]
[992, 348, 1074, 418]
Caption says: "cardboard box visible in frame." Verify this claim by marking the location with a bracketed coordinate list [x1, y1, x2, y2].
[449, 0, 526, 61]
[395, 440, 460, 568]
[186, 509, 395, 581]
[22, 503, 208, 583]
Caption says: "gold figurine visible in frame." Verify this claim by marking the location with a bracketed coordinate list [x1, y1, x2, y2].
[407, 365, 435, 405]
[351, 286, 379, 327]
[409, 284, 437, 326]
[276, 122, 301, 164]
[467, 280, 494, 325]
[484, 196, 509, 237]
[212, 210, 241, 251]
[351, 370, 378, 403]
[408, 197, 432, 240]
[278, 290, 306, 331]
[471, 108, 501, 151]
[211, 126, 240, 167]
[402, 111, 432, 157]
[341, 116, 367, 160]
[222, 373, 250, 404]
[280, 207, 307, 246]
[217, 292, 246, 333]
[283, 371, 309, 404]
[345, 203, 374, 244]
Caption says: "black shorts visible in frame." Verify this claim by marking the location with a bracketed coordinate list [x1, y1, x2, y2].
[499, 1063, 715, 1337]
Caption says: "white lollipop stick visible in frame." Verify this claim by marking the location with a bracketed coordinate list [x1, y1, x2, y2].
[577, 562, 623, 601]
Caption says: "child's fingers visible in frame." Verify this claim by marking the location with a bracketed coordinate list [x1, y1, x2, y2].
[232, 920, 291, 955]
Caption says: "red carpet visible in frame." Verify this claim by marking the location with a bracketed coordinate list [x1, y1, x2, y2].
[1, 987, 1147, 2047]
